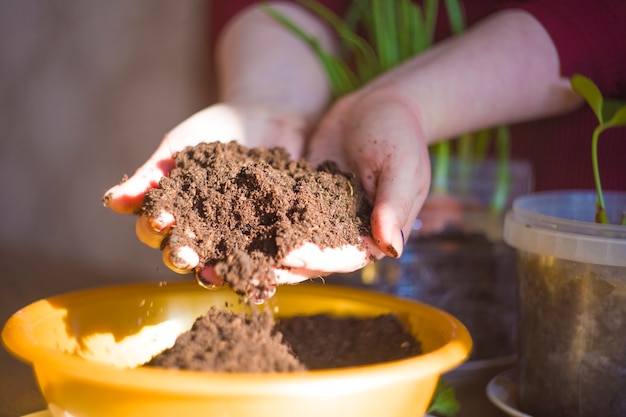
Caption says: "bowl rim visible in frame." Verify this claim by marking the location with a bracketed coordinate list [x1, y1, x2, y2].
[2, 281, 472, 395]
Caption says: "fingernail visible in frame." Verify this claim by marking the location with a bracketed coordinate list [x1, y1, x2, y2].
[101, 191, 113, 207]
[151, 210, 175, 232]
[101, 179, 125, 207]
[162, 245, 199, 274]
[135, 213, 170, 249]
[387, 227, 405, 258]
[195, 268, 224, 290]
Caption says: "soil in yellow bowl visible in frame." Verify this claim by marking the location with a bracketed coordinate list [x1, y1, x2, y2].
[2, 281, 472, 417]
[144, 305, 422, 372]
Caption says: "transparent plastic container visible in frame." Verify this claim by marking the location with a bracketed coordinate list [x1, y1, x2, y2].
[504, 190, 626, 417]
[333, 158, 533, 365]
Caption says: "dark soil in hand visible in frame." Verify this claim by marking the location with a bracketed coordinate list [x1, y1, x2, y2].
[145, 305, 421, 373]
[141, 141, 372, 301]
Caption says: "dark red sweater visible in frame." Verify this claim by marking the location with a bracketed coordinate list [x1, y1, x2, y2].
[210, 0, 626, 191]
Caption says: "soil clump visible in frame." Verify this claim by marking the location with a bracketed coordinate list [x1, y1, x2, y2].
[145, 305, 422, 372]
[141, 141, 372, 301]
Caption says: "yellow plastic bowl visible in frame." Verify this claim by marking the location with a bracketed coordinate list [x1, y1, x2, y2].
[2, 281, 471, 417]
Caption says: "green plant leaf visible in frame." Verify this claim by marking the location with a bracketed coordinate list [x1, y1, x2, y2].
[398, 0, 419, 60]
[371, 0, 400, 71]
[431, 141, 451, 194]
[472, 128, 492, 159]
[344, 0, 370, 32]
[491, 125, 512, 214]
[604, 105, 626, 128]
[423, 0, 439, 45]
[261, 3, 359, 97]
[571, 74, 626, 225]
[444, 0, 465, 34]
[427, 378, 460, 417]
[298, 0, 380, 83]
[571, 74, 604, 124]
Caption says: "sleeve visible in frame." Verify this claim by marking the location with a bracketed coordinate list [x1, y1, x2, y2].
[504, 0, 626, 97]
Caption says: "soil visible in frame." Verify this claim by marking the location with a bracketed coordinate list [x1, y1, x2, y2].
[517, 254, 626, 417]
[145, 305, 422, 372]
[141, 141, 372, 302]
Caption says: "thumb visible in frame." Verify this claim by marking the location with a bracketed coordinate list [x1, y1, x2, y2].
[103, 137, 175, 214]
[347, 94, 431, 258]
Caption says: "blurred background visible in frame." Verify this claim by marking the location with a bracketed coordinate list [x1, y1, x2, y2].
[0, 0, 213, 279]
[1, 1, 213, 415]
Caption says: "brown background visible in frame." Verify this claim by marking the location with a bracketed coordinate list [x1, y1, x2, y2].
[0, 2, 213, 415]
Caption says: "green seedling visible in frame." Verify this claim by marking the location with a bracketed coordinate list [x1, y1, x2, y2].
[571, 74, 626, 225]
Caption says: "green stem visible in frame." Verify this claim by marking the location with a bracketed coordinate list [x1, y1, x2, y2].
[592, 126, 608, 223]
[490, 125, 511, 214]
[431, 142, 451, 194]
[456, 132, 473, 198]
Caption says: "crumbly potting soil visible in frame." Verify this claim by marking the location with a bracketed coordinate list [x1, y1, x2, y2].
[141, 141, 372, 300]
[145, 306, 422, 372]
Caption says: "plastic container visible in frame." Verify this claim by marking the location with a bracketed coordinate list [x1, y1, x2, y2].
[333, 158, 533, 365]
[504, 190, 626, 417]
[2, 281, 471, 417]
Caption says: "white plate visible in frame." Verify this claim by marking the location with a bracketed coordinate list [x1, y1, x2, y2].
[486, 368, 532, 417]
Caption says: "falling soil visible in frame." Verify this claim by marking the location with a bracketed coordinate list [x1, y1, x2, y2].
[145, 305, 422, 372]
[141, 141, 372, 302]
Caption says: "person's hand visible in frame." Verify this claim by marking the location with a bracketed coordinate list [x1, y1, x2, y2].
[306, 87, 432, 259]
[102, 102, 380, 290]
[103, 103, 308, 214]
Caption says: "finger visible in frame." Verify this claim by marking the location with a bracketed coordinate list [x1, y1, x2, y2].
[349, 96, 431, 258]
[103, 105, 240, 214]
[273, 267, 324, 285]
[195, 266, 226, 289]
[103, 140, 175, 214]
[279, 238, 383, 274]
[368, 156, 429, 258]
[161, 245, 200, 274]
[134, 211, 175, 249]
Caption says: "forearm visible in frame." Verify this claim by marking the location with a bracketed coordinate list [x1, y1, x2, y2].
[216, 2, 335, 127]
[366, 9, 584, 144]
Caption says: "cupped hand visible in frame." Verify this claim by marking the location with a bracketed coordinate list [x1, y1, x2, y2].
[306, 87, 432, 260]
[103, 103, 308, 214]
[102, 102, 382, 291]
[133, 208, 383, 293]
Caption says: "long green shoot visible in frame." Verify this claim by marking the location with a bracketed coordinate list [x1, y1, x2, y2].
[571, 74, 626, 225]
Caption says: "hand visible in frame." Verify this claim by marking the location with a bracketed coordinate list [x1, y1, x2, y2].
[102, 102, 379, 291]
[306, 87, 432, 259]
[103, 103, 308, 214]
